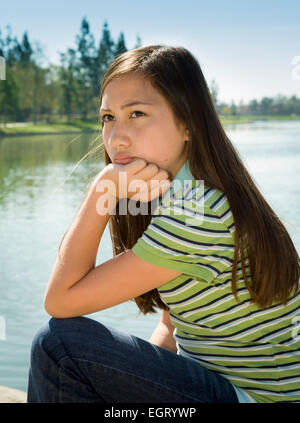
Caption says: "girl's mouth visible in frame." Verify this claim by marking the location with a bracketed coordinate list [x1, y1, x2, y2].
[113, 158, 134, 164]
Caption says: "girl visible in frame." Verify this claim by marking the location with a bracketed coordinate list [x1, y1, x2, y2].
[27, 45, 300, 403]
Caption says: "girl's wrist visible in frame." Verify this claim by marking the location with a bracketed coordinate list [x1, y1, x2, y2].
[91, 174, 119, 216]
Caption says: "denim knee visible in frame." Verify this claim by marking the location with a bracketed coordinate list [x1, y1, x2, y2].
[30, 318, 74, 368]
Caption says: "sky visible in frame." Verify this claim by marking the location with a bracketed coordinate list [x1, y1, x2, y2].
[1, 0, 300, 104]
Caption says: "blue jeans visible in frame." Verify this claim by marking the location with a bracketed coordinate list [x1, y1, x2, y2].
[27, 316, 238, 403]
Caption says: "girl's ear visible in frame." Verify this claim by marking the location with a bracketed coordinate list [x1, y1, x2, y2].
[184, 127, 190, 141]
[179, 121, 190, 141]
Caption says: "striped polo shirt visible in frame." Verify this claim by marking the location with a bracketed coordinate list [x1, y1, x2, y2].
[132, 159, 300, 403]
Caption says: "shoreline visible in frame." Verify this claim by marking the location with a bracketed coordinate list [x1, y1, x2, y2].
[0, 129, 98, 138]
[0, 115, 299, 138]
[0, 119, 100, 138]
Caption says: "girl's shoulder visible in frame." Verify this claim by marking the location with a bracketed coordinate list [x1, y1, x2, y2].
[203, 185, 227, 209]
[202, 185, 234, 232]
[155, 181, 234, 233]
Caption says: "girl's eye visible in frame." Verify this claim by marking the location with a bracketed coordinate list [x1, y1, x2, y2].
[101, 114, 113, 124]
[101, 111, 145, 124]
[131, 111, 145, 118]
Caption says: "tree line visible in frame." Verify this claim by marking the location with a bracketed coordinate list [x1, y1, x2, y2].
[0, 18, 299, 124]
[0, 18, 141, 124]
[209, 80, 300, 116]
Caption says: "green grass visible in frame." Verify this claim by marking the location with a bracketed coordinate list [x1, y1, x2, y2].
[0, 120, 101, 136]
[0, 115, 299, 137]
[220, 114, 300, 125]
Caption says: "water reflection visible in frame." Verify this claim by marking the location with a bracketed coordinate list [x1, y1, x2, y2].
[0, 120, 299, 392]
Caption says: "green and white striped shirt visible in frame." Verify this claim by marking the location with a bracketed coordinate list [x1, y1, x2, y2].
[132, 160, 300, 403]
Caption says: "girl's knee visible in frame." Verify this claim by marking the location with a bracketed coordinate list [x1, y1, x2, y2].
[30, 316, 113, 366]
[30, 317, 75, 364]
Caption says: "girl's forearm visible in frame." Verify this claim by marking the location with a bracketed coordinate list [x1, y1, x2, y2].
[45, 177, 118, 298]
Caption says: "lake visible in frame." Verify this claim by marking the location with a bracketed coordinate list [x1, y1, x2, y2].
[0, 120, 299, 393]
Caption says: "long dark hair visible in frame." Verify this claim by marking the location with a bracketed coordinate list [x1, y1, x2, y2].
[76, 44, 299, 314]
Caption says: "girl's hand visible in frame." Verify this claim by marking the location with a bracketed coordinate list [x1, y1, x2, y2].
[95, 158, 172, 202]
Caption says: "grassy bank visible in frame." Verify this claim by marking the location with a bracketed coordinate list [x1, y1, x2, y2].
[220, 114, 300, 125]
[0, 119, 100, 137]
[0, 115, 299, 137]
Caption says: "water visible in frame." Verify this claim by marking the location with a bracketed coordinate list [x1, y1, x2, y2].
[0, 120, 299, 393]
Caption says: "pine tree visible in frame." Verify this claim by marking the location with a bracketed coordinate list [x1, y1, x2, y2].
[97, 21, 115, 87]
[0, 25, 21, 122]
[0, 28, 5, 58]
[75, 17, 97, 120]
[134, 34, 142, 49]
[14, 31, 33, 64]
[1, 25, 20, 66]
[114, 32, 127, 58]
[59, 49, 78, 123]
[76, 17, 96, 67]
[0, 67, 19, 124]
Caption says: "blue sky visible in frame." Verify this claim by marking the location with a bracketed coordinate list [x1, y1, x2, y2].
[1, 0, 300, 103]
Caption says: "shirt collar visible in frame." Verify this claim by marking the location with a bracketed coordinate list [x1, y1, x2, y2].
[172, 159, 194, 184]
[155, 159, 195, 209]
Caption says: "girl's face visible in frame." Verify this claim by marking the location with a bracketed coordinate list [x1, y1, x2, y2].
[100, 73, 189, 179]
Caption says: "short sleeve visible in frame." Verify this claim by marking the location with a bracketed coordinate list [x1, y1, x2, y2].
[132, 198, 235, 284]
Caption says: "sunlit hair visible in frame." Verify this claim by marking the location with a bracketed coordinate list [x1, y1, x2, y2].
[76, 45, 299, 314]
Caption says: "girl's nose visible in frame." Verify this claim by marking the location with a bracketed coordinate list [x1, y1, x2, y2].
[107, 122, 131, 150]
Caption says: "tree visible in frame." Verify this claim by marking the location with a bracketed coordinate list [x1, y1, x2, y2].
[285, 95, 300, 115]
[248, 99, 259, 115]
[230, 100, 237, 115]
[14, 31, 33, 64]
[41, 64, 61, 122]
[114, 32, 127, 58]
[0, 28, 5, 57]
[0, 25, 20, 123]
[97, 21, 115, 86]
[260, 97, 273, 115]
[76, 17, 96, 67]
[238, 99, 246, 115]
[221, 105, 231, 116]
[59, 49, 78, 123]
[134, 34, 142, 49]
[0, 25, 21, 66]
[75, 17, 97, 120]
[31, 41, 48, 124]
[0, 67, 19, 124]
